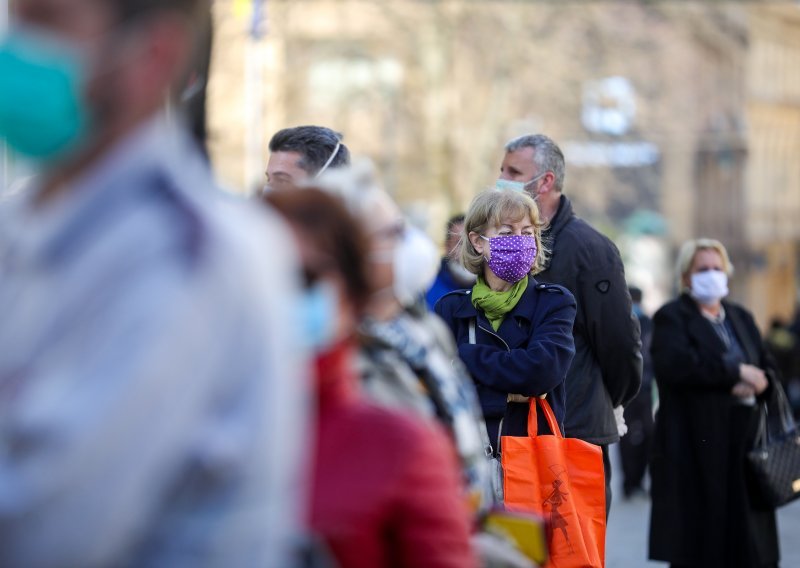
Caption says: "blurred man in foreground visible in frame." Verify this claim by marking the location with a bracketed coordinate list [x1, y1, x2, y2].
[0, 1, 307, 566]
[265, 125, 350, 191]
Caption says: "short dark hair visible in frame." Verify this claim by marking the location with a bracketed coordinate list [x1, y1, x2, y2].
[263, 188, 371, 314]
[628, 286, 643, 304]
[445, 213, 465, 242]
[268, 126, 351, 176]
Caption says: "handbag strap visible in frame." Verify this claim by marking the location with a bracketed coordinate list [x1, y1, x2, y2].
[772, 380, 798, 435]
[527, 396, 562, 439]
[754, 402, 769, 450]
[754, 381, 799, 449]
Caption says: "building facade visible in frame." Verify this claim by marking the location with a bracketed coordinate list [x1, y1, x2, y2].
[207, 0, 800, 326]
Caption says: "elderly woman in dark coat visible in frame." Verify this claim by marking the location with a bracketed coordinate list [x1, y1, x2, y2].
[648, 238, 779, 568]
[435, 189, 576, 447]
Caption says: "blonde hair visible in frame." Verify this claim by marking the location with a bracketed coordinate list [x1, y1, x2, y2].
[458, 189, 548, 276]
[676, 238, 734, 290]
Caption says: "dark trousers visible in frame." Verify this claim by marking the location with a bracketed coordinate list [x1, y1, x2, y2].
[602, 444, 611, 518]
[618, 392, 653, 496]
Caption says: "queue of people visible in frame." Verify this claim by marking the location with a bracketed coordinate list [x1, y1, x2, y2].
[0, 1, 793, 567]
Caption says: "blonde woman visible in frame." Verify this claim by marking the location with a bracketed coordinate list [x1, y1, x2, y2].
[648, 239, 779, 568]
[435, 189, 576, 446]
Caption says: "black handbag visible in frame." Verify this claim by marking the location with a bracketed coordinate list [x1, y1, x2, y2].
[746, 382, 800, 508]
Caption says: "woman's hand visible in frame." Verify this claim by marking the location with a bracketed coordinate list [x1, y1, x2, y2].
[739, 363, 768, 395]
[731, 381, 756, 399]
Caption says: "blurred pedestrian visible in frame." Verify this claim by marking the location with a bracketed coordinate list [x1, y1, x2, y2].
[435, 189, 577, 448]
[319, 161, 495, 516]
[498, 134, 642, 514]
[0, 1, 308, 566]
[265, 125, 350, 191]
[765, 317, 797, 389]
[426, 213, 477, 309]
[787, 308, 800, 418]
[619, 286, 654, 499]
[265, 187, 477, 568]
[648, 239, 779, 568]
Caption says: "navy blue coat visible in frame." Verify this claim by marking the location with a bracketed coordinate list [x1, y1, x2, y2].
[435, 278, 577, 445]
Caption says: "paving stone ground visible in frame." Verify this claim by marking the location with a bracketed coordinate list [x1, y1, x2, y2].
[605, 444, 800, 567]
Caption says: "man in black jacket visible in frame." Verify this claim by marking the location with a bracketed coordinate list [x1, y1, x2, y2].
[498, 134, 642, 513]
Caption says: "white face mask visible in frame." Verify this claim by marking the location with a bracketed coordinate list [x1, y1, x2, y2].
[394, 225, 440, 307]
[447, 258, 477, 285]
[690, 270, 729, 305]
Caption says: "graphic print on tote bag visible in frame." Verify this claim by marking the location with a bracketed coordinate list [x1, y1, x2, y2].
[543, 465, 575, 555]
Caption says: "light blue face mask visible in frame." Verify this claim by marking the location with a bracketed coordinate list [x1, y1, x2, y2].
[0, 27, 90, 161]
[495, 172, 546, 193]
[301, 281, 339, 351]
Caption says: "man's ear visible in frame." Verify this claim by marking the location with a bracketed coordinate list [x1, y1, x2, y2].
[468, 231, 485, 255]
[538, 171, 557, 195]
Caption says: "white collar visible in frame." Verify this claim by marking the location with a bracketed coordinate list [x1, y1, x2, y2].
[700, 304, 726, 324]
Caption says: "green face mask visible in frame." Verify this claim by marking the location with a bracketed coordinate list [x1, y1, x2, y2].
[0, 27, 90, 162]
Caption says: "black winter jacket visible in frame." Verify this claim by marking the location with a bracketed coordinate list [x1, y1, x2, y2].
[537, 195, 642, 444]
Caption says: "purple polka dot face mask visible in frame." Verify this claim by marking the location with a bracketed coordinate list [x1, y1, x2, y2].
[481, 234, 537, 283]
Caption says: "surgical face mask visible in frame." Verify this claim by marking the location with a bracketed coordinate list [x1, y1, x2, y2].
[494, 172, 546, 194]
[447, 258, 477, 286]
[481, 234, 537, 283]
[690, 270, 729, 306]
[301, 281, 339, 351]
[0, 26, 91, 162]
[394, 225, 440, 307]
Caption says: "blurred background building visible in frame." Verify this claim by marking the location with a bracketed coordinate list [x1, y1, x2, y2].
[205, 0, 800, 326]
[1, 0, 798, 327]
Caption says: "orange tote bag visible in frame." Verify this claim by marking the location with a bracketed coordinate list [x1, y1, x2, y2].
[501, 397, 606, 568]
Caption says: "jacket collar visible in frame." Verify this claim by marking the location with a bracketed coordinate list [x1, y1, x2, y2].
[540, 195, 575, 271]
[544, 195, 575, 240]
[462, 280, 542, 349]
[677, 293, 757, 363]
[0, 114, 194, 270]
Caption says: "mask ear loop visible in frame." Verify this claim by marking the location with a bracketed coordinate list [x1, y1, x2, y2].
[315, 141, 341, 178]
[479, 234, 492, 263]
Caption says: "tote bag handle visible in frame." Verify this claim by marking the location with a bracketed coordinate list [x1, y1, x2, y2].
[527, 396, 562, 439]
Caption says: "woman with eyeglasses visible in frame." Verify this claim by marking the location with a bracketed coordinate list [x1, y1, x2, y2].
[263, 188, 476, 568]
[648, 238, 779, 568]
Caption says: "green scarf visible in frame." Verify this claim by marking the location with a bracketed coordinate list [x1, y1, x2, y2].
[471, 275, 528, 331]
